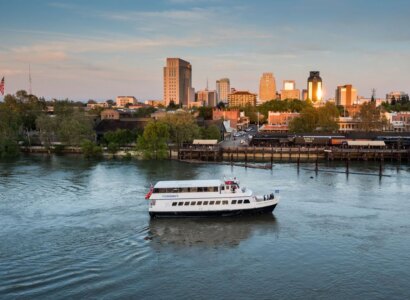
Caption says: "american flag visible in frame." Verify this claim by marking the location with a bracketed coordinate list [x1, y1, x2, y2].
[0, 77, 4, 95]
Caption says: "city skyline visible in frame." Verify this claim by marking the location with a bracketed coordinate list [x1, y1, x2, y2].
[0, 0, 409, 101]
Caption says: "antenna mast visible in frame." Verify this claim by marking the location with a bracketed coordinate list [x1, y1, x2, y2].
[29, 64, 32, 95]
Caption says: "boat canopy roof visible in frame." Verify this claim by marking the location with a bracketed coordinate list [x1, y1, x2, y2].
[154, 180, 222, 188]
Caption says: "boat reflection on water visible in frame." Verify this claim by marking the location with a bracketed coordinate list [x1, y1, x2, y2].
[148, 215, 280, 248]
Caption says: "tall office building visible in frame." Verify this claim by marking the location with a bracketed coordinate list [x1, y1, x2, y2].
[336, 85, 357, 106]
[280, 80, 300, 100]
[259, 73, 276, 102]
[216, 78, 230, 103]
[307, 71, 322, 102]
[163, 58, 192, 107]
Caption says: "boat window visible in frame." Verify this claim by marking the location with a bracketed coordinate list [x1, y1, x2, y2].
[244, 199, 250, 204]
[221, 186, 225, 191]
[191, 187, 197, 192]
[216, 201, 221, 205]
[203, 201, 208, 205]
[178, 202, 183, 206]
[191, 201, 196, 205]
[197, 201, 202, 205]
[238, 200, 243, 204]
[222, 200, 228, 205]
[206, 187, 213, 192]
[153, 188, 159, 193]
[213, 187, 218, 192]
[209, 201, 215, 205]
[232, 200, 237, 204]
[172, 202, 177, 206]
[184, 202, 190, 206]
[197, 187, 204, 192]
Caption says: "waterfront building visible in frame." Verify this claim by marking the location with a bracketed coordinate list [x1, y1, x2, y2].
[216, 78, 230, 103]
[116, 96, 137, 107]
[280, 80, 300, 100]
[260, 111, 300, 132]
[259, 73, 276, 102]
[335, 84, 357, 107]
[386, 91, 409, 103]
[228, 91, 257, 107]
[163, 58, 192, 107]
[338, 117, 361, 132]
[392, 112, 410, 131]
[307, 71, 322, 102]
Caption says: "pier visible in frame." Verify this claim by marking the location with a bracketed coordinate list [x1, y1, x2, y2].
[177, 146, 410, 163]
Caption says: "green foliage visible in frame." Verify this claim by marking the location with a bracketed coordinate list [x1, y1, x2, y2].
[241, 104, 259, 123]
[36, 114, 58, 150]
[356, 102, 385, 131]
[103, 129, 137, 146]
[381, 99, 410, 112]
[201, 125, 221, 141]
[107, 142, 119, 154]
[0, 103, 21, 158]
[289, 107, 318, 133]
[133, 106, 156, 118]
[81, 140, 102, 159]
[137, 121, 169, 159]
[197, 107, 213, 120]
[257, 99, 311, 122]
[317, 102, 340, 131]
[166, 100, 180, 111]
[57, 111, 95, 146]
[288, 102, 339, 133]
[163, 111, 200, 146]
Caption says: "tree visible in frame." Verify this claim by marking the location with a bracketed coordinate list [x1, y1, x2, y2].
[197, 107, 213, 120]
[288, 107, 318, 133]
[0, 104, 21, 158]
[133, 106, 156, 118]
[201, 125, 221, 140]
[36, 114, 58, 152]
[317, 102, 339, 132]
[355, 102, 384, 131]
[163, 111, 200, 147]
[137, 121, 169, 159]
[81, 140, 102, 159]
[57, 111, 95, 146]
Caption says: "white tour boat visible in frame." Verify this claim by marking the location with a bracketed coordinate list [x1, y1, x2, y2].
[145, 178, 279, 218]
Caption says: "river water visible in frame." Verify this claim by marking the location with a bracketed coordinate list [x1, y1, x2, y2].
[1, 155, 410, 299]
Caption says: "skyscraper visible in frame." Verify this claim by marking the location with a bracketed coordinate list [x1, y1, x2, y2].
[336, 85, 357, 106]
[259, 73, 276, 102]
[163, 58, 192, 107]
[216, 78, 230, 103]
[307, 71, 322, 102]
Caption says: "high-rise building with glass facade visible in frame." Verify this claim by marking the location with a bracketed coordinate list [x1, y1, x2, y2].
[163, 58, 192, 107]
[259, 73, 276, 102]
[307, 71, 322, 102]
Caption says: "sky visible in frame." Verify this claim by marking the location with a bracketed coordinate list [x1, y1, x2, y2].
[0, 0, 409, 101]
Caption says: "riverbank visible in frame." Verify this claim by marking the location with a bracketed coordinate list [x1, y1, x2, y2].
[18, 145, 410, 164]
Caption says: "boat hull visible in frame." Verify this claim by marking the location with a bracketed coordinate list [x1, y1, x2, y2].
[149, 203, 277, 218]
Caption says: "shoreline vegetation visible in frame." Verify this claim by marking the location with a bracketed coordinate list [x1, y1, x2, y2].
[1, 89, 409, 161]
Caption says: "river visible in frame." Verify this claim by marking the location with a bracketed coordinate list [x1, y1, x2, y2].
[1, 155, 410, 299]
